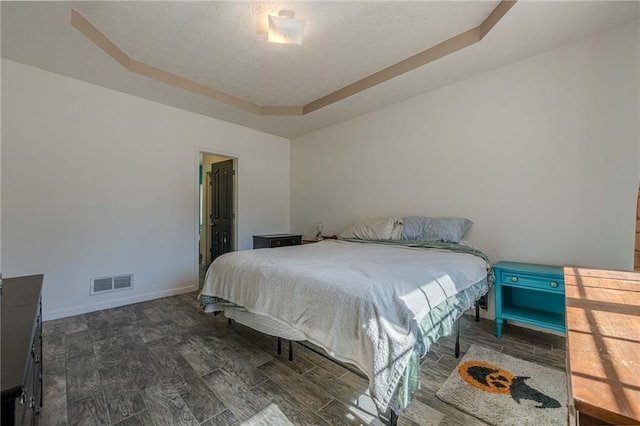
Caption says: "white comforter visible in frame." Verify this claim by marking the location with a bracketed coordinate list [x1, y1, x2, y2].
[201, 239, 487, 412]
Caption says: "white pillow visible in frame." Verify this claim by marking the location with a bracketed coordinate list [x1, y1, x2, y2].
[339, 217, 403, 241]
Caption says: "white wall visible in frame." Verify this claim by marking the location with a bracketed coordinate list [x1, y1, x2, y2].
[2, 59, 290, 319]
[291, 21, 639, 272]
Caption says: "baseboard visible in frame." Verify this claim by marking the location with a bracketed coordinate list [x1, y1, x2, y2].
[43, 284, 198, 321]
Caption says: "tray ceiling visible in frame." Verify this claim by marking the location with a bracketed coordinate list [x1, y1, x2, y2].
[2, 1, 638, 138]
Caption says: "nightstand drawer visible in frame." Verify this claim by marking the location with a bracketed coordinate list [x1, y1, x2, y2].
[253, 234, 302, 249]
[500, 272, 564, 293]
[269, 237, 301, 248]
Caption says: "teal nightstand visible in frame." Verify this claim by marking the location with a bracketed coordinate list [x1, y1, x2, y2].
[493, 261, 565, 338]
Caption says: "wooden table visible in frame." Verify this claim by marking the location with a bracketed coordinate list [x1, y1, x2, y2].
[564, 266, 640, 425]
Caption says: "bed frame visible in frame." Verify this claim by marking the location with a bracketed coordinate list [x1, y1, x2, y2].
[260, 303, 481, 426]
[207, 241, 491, 425]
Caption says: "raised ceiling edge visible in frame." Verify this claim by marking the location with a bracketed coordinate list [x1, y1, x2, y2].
[70, 1, 516, 117]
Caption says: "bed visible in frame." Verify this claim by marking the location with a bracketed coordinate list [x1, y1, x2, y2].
[199, 218, 493, 424]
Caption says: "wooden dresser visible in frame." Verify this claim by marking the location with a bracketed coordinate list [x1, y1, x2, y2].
[1, 275, 44, 425]
[564, 266, 640, 425]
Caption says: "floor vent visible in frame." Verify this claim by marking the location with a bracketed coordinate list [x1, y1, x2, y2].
[91, 274, 133, 295]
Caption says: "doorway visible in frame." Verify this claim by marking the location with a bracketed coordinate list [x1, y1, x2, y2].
[199, 152, 236, 288]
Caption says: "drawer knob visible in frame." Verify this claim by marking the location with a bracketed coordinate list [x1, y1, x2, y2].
[511, 277, 518, 282]
[550, 281, 559, 288]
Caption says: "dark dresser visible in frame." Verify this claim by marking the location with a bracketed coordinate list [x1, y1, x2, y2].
[253, 234, 302, 249]
[1, 275, 44, 425]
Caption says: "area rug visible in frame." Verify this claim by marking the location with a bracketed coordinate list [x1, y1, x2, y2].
[240, 404, 294, 426]
[436, 344, 567, 426]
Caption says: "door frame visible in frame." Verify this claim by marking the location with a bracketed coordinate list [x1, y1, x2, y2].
[194, 147, 238, 288]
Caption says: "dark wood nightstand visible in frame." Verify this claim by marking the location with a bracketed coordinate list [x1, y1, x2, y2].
[253, 234, 302, 249]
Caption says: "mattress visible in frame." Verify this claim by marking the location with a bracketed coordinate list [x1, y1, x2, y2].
[200, 239, 492, 413]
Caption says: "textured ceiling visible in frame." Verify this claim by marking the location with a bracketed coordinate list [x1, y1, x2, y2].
[73, 1, 499, 106]
[2, 1, 639, 138]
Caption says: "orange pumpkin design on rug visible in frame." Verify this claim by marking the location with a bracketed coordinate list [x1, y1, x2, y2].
[458, 361, 561, 409]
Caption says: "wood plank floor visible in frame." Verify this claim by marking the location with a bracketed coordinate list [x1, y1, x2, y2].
[41, 291, 566, 426]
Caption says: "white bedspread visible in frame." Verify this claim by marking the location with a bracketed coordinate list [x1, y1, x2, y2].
[200, 239, 487, 412]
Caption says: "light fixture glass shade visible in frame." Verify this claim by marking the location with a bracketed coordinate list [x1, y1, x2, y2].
[268, 13, 305, 45]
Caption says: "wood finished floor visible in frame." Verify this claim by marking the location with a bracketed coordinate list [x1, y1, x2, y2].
[41, 292, 566, 426]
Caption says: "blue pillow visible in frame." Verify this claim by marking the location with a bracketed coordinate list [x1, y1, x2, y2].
[401, 216, 472, 243]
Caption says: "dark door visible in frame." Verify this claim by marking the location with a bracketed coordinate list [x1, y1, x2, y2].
[209, 159, 234, 263]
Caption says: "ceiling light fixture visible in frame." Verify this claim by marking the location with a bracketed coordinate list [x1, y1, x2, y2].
[268, 10, 305, 45]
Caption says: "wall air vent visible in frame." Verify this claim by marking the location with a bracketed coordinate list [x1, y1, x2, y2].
[90, 274, 133, 295]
